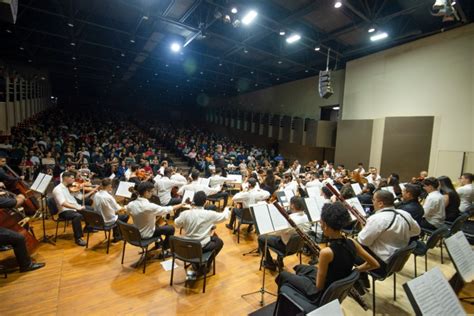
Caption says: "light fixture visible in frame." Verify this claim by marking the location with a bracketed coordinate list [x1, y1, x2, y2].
[279, 30, 286, 36]
[28, 59, 32, 63]
[6, 29, 12, 33]
[116, 65, 120, 69]
[67, 20, 75, 28]
[218, 62, 223, 66]
[277, 60, 282, 64]
[305, 69, 309, 73]
[166, 64, 169, 67]
[368, 27, 375, 33]
[73, 67, 77, 70]
[230, 77, 234, 81]
[121, 52, 125, 57]
[314, 46, 320, 51]
[333, 106, 340, 110]
[70, 42, 76, 46]
[370, 31, 388, 41]
[231, 7, 238, 14]
[72, 56, 76, 60]
[286, 33, 301, 44]
[276, 77, 280, 81]
[243, 47, 248, 53]
[242, 10, 258, 25]
[130, 37, 135, 43]
[154, 73, 158, 76]
[250, 71, 254, 74]
[200, 71, 203, 74]
[451, 1, 456, 4]
[170, 42, 181, 52]
[232, 19, 241, 28]
[334, 1, 342, 8]
[224, 15, 232, 23]
[19, 46, 24, 50]
[142, 15, 149, 20]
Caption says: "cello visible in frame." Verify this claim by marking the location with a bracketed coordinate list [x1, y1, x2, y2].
[4, 164, 40, 216]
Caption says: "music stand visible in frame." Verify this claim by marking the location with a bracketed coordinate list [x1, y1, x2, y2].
[31, 173, 54, 245]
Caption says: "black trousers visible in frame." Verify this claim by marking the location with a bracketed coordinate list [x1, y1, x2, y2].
[152, 224, 175, 250]
[228, 207, 244, 226]
[355, 245, 388, 280]
[275, 265, 321, 303]
[0, 227, 31, 269]
[258, 235, 286, 263]
[59, 210, 84, 240]
[202, 235, 224, 268]
[113, 214, 129, 239]
[207, 191, 229, 208]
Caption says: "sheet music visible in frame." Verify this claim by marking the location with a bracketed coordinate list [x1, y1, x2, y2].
[351, 183, 362, 195]
[382, 186, 397, 198]
[405, 267, 465, 316]
[304, 197, 321, 222]
[37, 174, 52, 195]
[306, 186, 320, 198]
[444, 231, 474, 283]
[198, 177, 210, 187]
[306, 299, 344, 316]
[109, 173, 116, 180]
[226, 174, 242, 183]
[31, 173, 45, 192]
[115, 181, 136, 199]
[182, 190, 195, 204]
[346, 197, 366, 221]
[284, 189, 295, 202]
[399, 183, 406, 192]
[250, 204, 274, 235]
[268, 203, 290, 231]
[124, 169, 131, 180]
[276, 191, 289, 207]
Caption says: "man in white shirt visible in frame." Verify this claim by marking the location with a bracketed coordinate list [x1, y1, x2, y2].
[93, 178, 129, 242]
[126, 182, 187, 254]
[175, 191, 229, 273]
[258, 197, 309, 271]
[457, 173, 473, 212]
[178, 169, 229, 209]
[421, 177, 446, 230]
[226, 178, 270, 230]
[358, 190, 420, 275]
[52, 172, 87, 246]
[155, 167, 186, 206]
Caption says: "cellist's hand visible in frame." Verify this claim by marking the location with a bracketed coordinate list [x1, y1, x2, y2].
[0, 182, 5, 189]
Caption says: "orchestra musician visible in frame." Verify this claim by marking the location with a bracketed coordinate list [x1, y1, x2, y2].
[420, 177, 445, 230]
[154, 167, 186, 206]
[0, 153, 22, 188]
[276, 202, 379, 303]
[397, 184, 425, 225]
[457, 173, 473, 212]
[0, 188, 45, 272]
[93, 178, 129, 242]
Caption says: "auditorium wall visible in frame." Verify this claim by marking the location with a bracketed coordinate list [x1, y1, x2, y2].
[342, 23, 474, 180]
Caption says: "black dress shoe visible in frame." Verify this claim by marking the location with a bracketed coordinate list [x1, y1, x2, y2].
[75, 238, 87, 246]
[20, 262, 45, 273]
[225, 224, 233, 230]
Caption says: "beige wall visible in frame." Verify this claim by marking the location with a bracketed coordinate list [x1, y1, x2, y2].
[342, 24, 474, 179]
[212, 70, 345, 120]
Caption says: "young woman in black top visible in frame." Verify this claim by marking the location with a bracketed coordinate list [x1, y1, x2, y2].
[275, 202, 379, 303]
[438, 176, 461, 222]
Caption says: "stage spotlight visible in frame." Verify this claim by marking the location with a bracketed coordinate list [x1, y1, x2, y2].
[286, 33, 301, 44]
[334, 1, 342, 8]
[370, 32, 388, 41]
[224, 15, 232, 23]
[242, 10, 258, 25]
[171, 42, 181, 52]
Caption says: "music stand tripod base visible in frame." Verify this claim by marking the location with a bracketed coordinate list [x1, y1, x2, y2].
[40, 194, 55, 245]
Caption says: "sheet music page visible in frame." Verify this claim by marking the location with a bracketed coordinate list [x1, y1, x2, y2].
[304, 197, 321, 222]
[109, 173, 116, 180]
[182, 190, 195, 204]
[445, 231, 474, 283]
[124, 169, 132, 180]
[250, 204, 274, 235]
[346, 197, 367, 219]
[276, 191, 289, 207]
[382, 186, 397, 198]
[115, 181, 136, 199]
[399, 183, 406, 192]
[37, 174, 53, 195]
[31, 173, 45, 192]
[306, 299, 343, 316]
[227, 174, 242, 183]
[198, 177, 210, 187]
[351, 183, 362, 195]
[284, 189, 295, 202]
[306, 186, 319, 198]
[268, 203, 290, 231]
[406, 267, 465, 316]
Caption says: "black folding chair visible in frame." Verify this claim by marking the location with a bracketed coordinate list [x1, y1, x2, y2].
[78, 209, 116, 254]
[260, 234, 304, 272]
[413, 226, 449, 277]
[235, 207, 254, 243]
[46, 196, 69, 242]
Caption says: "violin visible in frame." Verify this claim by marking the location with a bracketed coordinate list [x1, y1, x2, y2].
[136, 168, 152, 181]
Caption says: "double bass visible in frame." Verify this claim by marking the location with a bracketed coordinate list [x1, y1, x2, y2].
[4, 164, 40, 216]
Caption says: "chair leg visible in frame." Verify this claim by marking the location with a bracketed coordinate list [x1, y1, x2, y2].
[170, 256, 175, 286]
[86, 231, 90, 249]
[372, 277, 376, 316]
[414, 255, 417, 277]
[106, 230, 111, 254]
[143, 246, 148, 273]
[55, 221, 59, 242]
[440, 241, 444, 264]
[121, 242, 126, 264]
[104, 230, 107, 239]
[213, 257, 216, 275]
[237, 222, 241, 243]
[393, 273, 396, 301]
[299, 252, 302, 265]
[425, 254, 428, 272]
[203, 267, 207, 293]
[63, 220, 67, 232]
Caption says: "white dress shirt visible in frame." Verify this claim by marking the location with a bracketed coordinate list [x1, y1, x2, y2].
[209, 175, 229, 187]
[175, 207, 230, 246]
[171, 173, 187, 183]
[358, 207, 420, 262]
[283, 181, 299, 195]
[126, 197, 173, 238]
[93, 190, 121, 225]
[177, 180, 221, 196]
[232, 187, 270, 208]
[154, 176, 187, 205]
[423, 190, 446, 227]
[52, 183, 81, 213]
[457, 184, 473, 212]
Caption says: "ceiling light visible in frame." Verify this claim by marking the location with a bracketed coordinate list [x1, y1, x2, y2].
[279, 30, 286, 36]
[170, 42, 181, 52]
[28, 59, 32, 63]
[278, 60, 282, 64]
[230, 78, 234, 81]
[314, 46, 320, 51]
[72, 56, 76, 60]
[116, 65, 120, 69]
[6, 29, 12, 33]
[224, 15, 231, 23]
[368, 27, 375, 33]
[305, 69, 309, 73]
[370, 32, 388, 41]
[130, 37, 135, 43]
[276, 77, 280, 81]
[73, 67, 77, 70]
[231, 7, 238, 14]
[166, 64, 169, 67]
[218, 62, 223, 66]
[334, 1, 342, 8]
[70, 42, 76, 46]
[243, 47, 248, 53]
[200, 71, 203, 74]
[154, 73, 158, 76]
[333, 106, 340, 110]
[121, 52, 125, 57]
[286, 33, 301, 44]
[451, 1, 456, 4]
[242, 10, 258, 25]
[142, 15, 149, 20]
[19, 46, 24, 50]
[250, 71, 254, 74]
[67, 20, 74, 28]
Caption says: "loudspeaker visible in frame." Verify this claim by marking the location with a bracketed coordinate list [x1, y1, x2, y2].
[0, 0, 18, 24]
[318, 70, 333, 99]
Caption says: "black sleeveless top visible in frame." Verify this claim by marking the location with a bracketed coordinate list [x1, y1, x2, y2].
[325, 238, 357, 290]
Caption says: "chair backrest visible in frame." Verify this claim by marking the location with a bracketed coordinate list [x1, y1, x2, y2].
[170, 236, 203, 263]
[319, 269, 360, 306]
[385, 241, 417, 276]
[117, 220, 143, 243]
[78, 209, 105, 228]
[241, 208, 254, 222]
[47, 196, 59, 216]
[285, 233, 305, 256]
[425, 225, 449, 249]
[450, 213, 470, 235]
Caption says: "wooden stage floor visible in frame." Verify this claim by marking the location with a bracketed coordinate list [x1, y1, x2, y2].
[1, 217, 473, 315]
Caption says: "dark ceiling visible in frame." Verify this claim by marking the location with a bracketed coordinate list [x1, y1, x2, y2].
[0, 0, 472, 106]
